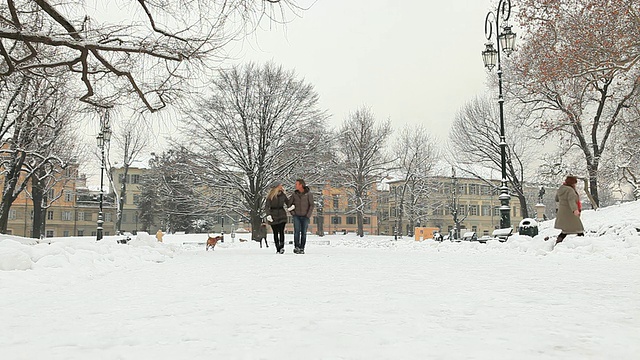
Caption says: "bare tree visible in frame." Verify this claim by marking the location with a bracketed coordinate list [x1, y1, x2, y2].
[0, 74, 78, 233]
[183, 62, 328, 237]
[336, 107, 392, 237]
[106, 113, 150, 233]
[449, 95, 535, 218]
[0, 0, 305, 111]
[610, 103, 640, 200]
[512, 0, 640, 207]
[144, 148, 216, 233]
[392, 124, 438, 235]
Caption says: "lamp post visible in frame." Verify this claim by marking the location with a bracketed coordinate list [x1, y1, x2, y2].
[482, 0, 516, 229]
[96, 116, 111, 241]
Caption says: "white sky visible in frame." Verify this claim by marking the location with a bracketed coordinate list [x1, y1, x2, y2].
[228, 0, 497, 140]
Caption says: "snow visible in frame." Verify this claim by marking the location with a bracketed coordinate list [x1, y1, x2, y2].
[1, 201, 639, 359]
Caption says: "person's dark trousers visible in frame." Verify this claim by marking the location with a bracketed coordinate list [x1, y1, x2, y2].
[293, 216, 310, 250]
[271, 223, 285, 251]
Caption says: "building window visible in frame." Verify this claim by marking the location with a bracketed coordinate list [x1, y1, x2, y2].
[121, 213, 126, 223]
[131, 174, 141, 184]
[46, 230, 54, 238]
[77, 230, 84, 236]
[47, 211, 54, 220]
[469, 184, 478, 195]
[363, 217, 371, 225]
[469, 205, 479, 216]
[493, 207, 500, 216]
[331, 216, 341, 224]
[77, 212, 85, 221]
[472, 226, 478, 232]
[482, 205, 492, 217]
[333, 196, 339, 210]
[458, 184, 467, 195]
[513, 206, 517, 217]
[64, 191, 73, 202]
[481, 185, 492, 196]
[47, 189, 55, 199]
[8, 209, 16, 220]
[458, 204, 466, 215]
[63, 230, 70, 237]
[105, 213, 113, 222]
[346, 216, 356, 225]
[133, 194, 140, 205]
[62, 211, 72, 221]
[68, 167, 78, 178]
[119, 174, 129, 184]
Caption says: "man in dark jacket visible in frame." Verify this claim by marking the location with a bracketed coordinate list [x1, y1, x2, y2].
[289, 178, 314, 254]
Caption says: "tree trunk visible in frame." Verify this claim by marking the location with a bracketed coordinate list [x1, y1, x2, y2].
[31, 172, 45, 239]
[250, 203, 262, 242]
[0, 151, 27, 232]
[356, 211, 364, 237]
[116, 166, 129, 234]
[316, 207, 324, 236]
[582, 177, 599, 210]
[515, 192, 529, 220]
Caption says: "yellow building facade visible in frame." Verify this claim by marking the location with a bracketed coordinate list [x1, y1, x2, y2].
[380, 176, 532, 238]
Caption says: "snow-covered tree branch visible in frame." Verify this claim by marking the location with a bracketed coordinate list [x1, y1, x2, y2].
[0, 0, 305, 111]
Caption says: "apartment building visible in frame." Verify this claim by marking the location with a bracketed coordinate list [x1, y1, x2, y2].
[4, 166, 117, 238]
[379, 175, 537, 238]
[109, 161, 148, 234]
[292, 182, 380, 235]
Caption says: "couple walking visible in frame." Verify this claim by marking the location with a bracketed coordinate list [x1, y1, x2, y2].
[265, 179, 314, 254]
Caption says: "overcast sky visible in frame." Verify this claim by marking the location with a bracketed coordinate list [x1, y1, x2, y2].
[227, 0, 498, 141]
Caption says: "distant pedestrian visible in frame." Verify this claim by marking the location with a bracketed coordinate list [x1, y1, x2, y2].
[265, 181, 290, 254]
[553, 175, 584, 245]
[289, 179, 314, 254]
[155, 229, 164, 243]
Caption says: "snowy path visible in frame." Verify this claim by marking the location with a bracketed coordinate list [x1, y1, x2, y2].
[2, 243, 639, 360]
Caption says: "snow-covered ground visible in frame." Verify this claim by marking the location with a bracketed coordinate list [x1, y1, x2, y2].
[1, 201, 639, 359]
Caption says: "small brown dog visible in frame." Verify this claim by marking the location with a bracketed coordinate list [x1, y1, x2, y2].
[206, 235, 223, 251]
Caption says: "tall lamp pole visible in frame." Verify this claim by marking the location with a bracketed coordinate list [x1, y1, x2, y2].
[96, 114, 112, 241]
[482, 0, 516, 229]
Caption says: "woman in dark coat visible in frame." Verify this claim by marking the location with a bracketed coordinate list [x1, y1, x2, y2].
[554, 175, 585, 244]
[265, 181, 289, 254]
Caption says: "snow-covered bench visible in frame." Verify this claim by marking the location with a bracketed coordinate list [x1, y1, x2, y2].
[492, 228, 513, 242]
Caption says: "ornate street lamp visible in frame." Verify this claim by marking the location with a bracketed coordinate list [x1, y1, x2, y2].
[96, 115, 112, 241]
[482, 0, 516, 229]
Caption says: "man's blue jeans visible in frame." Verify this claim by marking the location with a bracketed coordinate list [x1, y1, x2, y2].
[293, 215, 310, 249]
